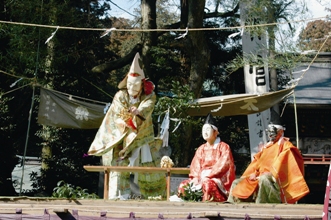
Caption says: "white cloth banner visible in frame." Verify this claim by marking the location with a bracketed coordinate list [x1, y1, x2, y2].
[241, 1, 270, 160]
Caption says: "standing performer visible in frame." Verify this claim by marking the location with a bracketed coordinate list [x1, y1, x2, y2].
[88, 53, 165, 199]
[228, 122, 309, 203]
[178, 114, 236, 202]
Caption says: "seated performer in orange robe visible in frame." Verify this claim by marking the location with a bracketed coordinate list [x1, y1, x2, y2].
[178, 114, 236, 202]
[228, 123, 309, 204]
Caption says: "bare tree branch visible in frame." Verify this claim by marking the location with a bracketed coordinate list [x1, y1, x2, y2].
[156, 2, 239, 37]
[203, 3, 240, 19]
[92, 2, 239, 73]
[91, 43, 143, 73]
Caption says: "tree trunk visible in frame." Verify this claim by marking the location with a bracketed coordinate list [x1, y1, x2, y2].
[40, 2, 57, 189]
[181, 0, 210, 166]
[187, 0, 210, 98]
[141, 0, 157, 80]
[267, 3, 280, 115]
[180, 0, 188, 27]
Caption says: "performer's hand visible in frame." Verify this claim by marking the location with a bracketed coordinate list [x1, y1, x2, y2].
[191, 177, 199, 185]
[262, 172, 271, 176]
[202, 177, 210, 181]
[249, 173, 257, 180]
[119, 148, 127, 159]
[200, 169, 211, 180]
[129, 106, 140, 115]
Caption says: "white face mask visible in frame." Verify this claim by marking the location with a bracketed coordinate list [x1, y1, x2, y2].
[127, 78, 142, 97]
[266, 124, 284, 142]
[202, 124, 214, 141]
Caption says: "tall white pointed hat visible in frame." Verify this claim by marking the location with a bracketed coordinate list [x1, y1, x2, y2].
[118, 52, 145, 89]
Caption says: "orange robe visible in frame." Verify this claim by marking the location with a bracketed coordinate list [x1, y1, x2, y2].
[232, 138, 309, 203]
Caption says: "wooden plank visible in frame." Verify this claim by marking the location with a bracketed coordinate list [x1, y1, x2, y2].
[0, 198, 324, 219]
[304, 161, 331, 165]
[83, 165, 190, 174]
[302, 154, 331, 157]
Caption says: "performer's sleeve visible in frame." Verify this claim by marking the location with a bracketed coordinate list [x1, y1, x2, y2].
[287, 142, 305, 175]
[106, 91, 133, 131]
[133, 93, 156, 130]
[110, 91, 129, 117]
[271, 141, 305, 180]
[240, 152, 261, 178]
[138, 93, 156, 116]
[189, 147, 203, 179]
[209, 143, 236, 188]
[271, 141, 309, 203]
[88, 91, 126, 155]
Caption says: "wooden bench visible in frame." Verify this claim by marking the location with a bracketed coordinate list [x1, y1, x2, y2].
[303, 154, 331, 165]
[83, 165, 190, 200]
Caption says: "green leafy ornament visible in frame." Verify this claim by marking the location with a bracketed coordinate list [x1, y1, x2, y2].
[179, 182, 203, 202]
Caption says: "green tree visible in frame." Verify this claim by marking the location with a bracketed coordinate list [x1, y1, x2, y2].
[0, 0, 116, 196]
[298, 20, 331, 52]
[240, 0, 305, 116]
[0, 93, 18, 195]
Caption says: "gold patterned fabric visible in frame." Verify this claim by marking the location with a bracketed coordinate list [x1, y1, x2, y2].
[88, 89, 161, 199]
[88, 89, 156, 157]
[138, 138, 167, 198]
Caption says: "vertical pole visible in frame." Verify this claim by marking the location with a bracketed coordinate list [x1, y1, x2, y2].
[19, 86, 35, 195]
[166, 169, 171, 200]
[323, 164, 331, 220]
[241, 0, 270, 160]
[104, 168, 110, 200]
[19, 0, 43, 196]
[292, 93, 299, 149]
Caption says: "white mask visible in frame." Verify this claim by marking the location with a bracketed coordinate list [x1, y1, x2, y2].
[202, 124, 214, 141]
[127, 77, 142, 97]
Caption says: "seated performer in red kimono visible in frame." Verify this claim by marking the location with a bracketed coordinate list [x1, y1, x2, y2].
[178, 114, 236, 202]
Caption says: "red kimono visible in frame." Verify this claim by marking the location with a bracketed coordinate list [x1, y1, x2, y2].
[178, 138, 236, 202]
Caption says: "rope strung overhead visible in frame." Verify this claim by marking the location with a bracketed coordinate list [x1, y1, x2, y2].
[0, 16, 328, 33]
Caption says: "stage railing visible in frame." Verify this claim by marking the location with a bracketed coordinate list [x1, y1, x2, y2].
[83, 165, 190, 200]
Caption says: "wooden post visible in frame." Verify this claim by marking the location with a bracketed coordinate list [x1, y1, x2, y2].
[323, 163, 331, 220]
[104, 168, 109, 200]
[166, 169, 171, 200]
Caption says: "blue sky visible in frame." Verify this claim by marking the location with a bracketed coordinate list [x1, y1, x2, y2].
[108, 0, 329, 20]
[108, 0, 329, 48]
[108, 0, 139, 18]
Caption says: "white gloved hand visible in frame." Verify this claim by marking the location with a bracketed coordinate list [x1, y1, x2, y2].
[200, 169, 211, 180]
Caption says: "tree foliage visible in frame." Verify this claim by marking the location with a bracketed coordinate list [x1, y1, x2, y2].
[298, 20, 331, 52]
[52, 180, 99, 199]
[0, 93, 19, 195]
[0, 0, 116, 196]
[178, 182, 203, 202]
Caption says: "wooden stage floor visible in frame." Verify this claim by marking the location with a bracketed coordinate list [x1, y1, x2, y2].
[0, 197, 324, 219]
